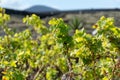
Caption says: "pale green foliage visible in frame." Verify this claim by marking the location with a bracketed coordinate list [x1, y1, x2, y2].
[0, 8, 120, 80]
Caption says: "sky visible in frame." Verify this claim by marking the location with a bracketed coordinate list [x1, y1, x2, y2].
[0, 0, 120, 11]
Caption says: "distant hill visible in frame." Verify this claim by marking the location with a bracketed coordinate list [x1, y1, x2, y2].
[25, 5, 59, 13]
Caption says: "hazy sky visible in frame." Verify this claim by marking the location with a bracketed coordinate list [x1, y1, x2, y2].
[0, 0, 120, 10]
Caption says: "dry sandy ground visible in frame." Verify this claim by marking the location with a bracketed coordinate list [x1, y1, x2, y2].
[1, 11, 120, 36]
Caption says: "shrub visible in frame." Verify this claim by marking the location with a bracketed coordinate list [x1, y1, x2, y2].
[0, 8, 120, 80]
